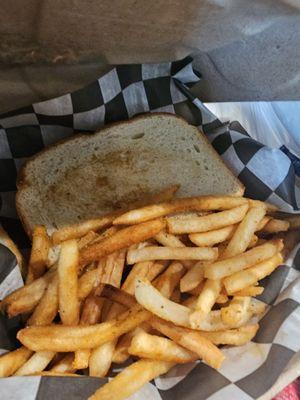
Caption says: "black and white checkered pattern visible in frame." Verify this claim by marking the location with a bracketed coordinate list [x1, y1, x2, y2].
[0, 56, 299, 400]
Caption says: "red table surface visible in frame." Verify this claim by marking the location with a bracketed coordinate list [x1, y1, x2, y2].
[273, 378, 300, 400]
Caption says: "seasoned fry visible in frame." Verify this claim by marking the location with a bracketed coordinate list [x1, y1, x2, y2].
[89, 359, 174, 400]
[73, 296, 104, 370]
[113, 196, 247, 225]
[112, 333, 134, 364]
[15, 350, 55, 376]
[256, 216, 272, 231]
[17, 306, 150, 352]
[135, 278, 191, 327]
[151, 317, 225, 369]
[27, 274, 58, 326]
[222, 206, 266, 258]
[127, 246, 218, 264]
[100, 285, 137, 309]
[261, 219, 290, 234]
[205, 239, 283, 280]
[190, 279, 222, 328]
[52, 212, 119, 244]
[0, 347, 33, 377]
[27, 225, 50, 282]
[78, 231, 99, 250]
[247, 199, 278, 212]
[78, 268, 102, 300]
[154, 231, 185, 247]
[198, 324, 259, 346]
[223, 253, 283, 294]
[221, 297, 251, 327]
[99, 250, 126, 288]
[180, 261, 206, 292]
[128, 331, 198, 363]
[154, 261, 185, 298]
[167, 204, 249, 234]
[50, 353, 75, 373]
[186, 281, 205, 296]
[189, 225, 236, 247]
[215, 292, 229, 304]
[233, 286, 264, 297]
[58, 239, 80, 325]
[80, 219, 166, 266]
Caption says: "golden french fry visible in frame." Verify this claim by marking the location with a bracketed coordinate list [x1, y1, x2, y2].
[27, 225, 50, 283]
[113, 196, 247, 225]
[80, 219, 166, 266]
[135, 278, 191, 327]
[27, 274, 58, 326]
[78, 231, 100, 250]
[154, 231, 185, 247]
[58, 239, 80, 325]
[256, 216, 272, 231]
[100, 285, 137, 309]
[15, 350, 55, 376]
[285, 215, 300, 230]
[223, 253, 283, 294]
[170, 288, 181, 303]
[215, 293, 229, 304]
[154, 261, 185, 298]
[50, 353, 75, 373]
[35, 371, 81, 377]
[73, 296, 104, 370]
[121, 261, 165, 295]
[99, 250, 126, 288]
[186, 281, 205, 296]
[128, 331, 198, 363]
[205, 239, 283, 280]
[112, 335, 133, 364]
[0, 347, 33, 377]
[221, 297, 251, 327]
[127, 246, 218, 264]
[52, 212, 119, 245]
[222, 206, 266, 258]
[232, 286, 264, 297]
[198, 324, 259, 345]
[189, 225, 236, 247]
[261, 219, 290, 234]
[89, 359, 174, 400]
[167, 204, 249, 234]
[17, 306, 150, 352]
[190, 279, 222, 328]
[247, 199, 278, 212]
[78, 268, 102, 301]
[151, 317, 225, 369]
[180, 261, 206, 292]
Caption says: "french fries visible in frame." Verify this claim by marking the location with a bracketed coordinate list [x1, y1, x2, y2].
[1, 193, 291, 400]
[128, 331, 198, 363]
[167, 204, 249, 234]
[27, 225, 51, 282]
[127, 246, 218, 263]
[58, 240, 80, 325]
[80, 219, 166, 265]
[204, 239, 283, 280]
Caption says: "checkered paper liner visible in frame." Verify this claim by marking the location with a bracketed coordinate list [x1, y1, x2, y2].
[0, 56, 299, 400]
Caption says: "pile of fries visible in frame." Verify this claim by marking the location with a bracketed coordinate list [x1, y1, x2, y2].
[0, 186, 295, 400]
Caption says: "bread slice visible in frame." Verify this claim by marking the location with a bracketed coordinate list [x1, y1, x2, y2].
[16, 113, 244, 236]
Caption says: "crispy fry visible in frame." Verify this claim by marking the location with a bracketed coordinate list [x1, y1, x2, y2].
[233, 286, 264, 297]
[113, 196, 247, 225]
[129, 331, 198, 363]
[58, 240, 80, 325]
[205, 239, 283, 280]
[256, 216, 272, 231]
[99, 250, 126, 288]
[100, 285, 137, 309]
[186, 281, 205, 296]
[27, 274, 58, 326]
[222, 206, 266, 258]
[167, 204, 249, 234]
[78, 231, 100, 250]
[223, 253, 283, 294]
[189, 225, 236, 247]
[135, 278, 191, 327]
[27, 226, 51, 283]
[127, 246, 218, 264]
[180, 261, 206, 292]
[190, 279, 222, 328]
[78, 268, 102, 300]
[154, 261, 185, 298]
[0, 347, 33, 377]
[154, 231, 185, 247]
[50, 353, 75, 373]
[17, 306, 150, 352]
[247, 199, 278, 212]
[80, 219, 166, 266]
[89, 359, 174, 400]
[221, 297, 251, 327]
[52, 212, 119, 245]
[170, 288, 181, 303]
[261, 219, 290, 234]
[198, 324, 259, 345]
[112, 333, 134, 364]
[215, 292, 229, 304]
[15, 350, 55, 376]
[151, 317, 225, 369]
[73, 296, 104, 370]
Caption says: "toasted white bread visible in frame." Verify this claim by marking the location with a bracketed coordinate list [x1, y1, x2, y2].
[16, 113, 243, 236]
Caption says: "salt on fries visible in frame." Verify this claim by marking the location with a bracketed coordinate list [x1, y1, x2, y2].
[0, 189, 291, 400]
